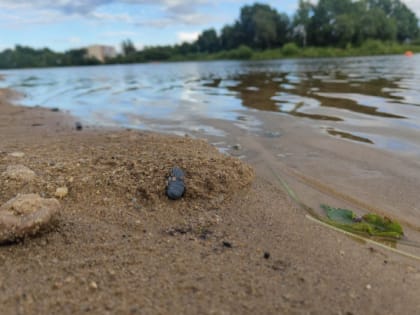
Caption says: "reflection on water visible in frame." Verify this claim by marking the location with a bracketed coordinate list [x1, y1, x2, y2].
[223, 66, 407, 120]
[1, 55, 420, 153]
[226, 72, 342, 121]
[326, 128, 374, 144]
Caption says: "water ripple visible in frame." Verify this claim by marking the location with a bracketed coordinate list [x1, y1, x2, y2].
[1, 55, 420, 153]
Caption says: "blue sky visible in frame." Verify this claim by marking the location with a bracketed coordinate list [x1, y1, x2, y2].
[0, 0, 418, 52]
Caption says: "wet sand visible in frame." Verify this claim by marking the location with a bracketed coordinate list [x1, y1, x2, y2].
[1, 88, 420, 314]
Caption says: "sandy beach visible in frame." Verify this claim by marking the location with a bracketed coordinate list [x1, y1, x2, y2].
[1, 88, 420, 315]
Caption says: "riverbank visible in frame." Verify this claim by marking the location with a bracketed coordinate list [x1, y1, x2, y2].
[1, 88, 420, 314]
[1, 41, 419, 70]
[167, 41, 420, 62]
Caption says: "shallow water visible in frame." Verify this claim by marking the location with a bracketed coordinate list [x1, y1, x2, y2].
[1, 55, 420, 154]
[4, 55, 420, 253]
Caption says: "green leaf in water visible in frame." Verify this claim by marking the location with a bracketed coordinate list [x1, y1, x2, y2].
[321, 204, 404, 239]
[362, 213, 403, 238]
[321, 204, 355, 224]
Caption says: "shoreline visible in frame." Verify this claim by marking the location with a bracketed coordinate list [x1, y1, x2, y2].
[1, 89, 420, 314]
[0, 47, 418, 71]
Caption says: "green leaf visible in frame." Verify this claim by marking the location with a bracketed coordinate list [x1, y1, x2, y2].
[362, 214, 403, 238]
[321, 204, 404, 239]
[321, 204, 355, 225]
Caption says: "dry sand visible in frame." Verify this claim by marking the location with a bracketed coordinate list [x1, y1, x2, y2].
[1, 88, 420, 315]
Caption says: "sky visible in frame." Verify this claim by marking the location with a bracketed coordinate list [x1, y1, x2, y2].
[0, 0, 419, 52]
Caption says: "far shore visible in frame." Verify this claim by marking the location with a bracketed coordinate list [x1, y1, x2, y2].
[1, 87, 420, 314]
[0, 42, 419, 71]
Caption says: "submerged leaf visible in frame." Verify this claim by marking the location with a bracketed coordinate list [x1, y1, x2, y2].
[321, 204, 355, 225]
[362, 214, 403, 238]
[321, 204, 404, 239]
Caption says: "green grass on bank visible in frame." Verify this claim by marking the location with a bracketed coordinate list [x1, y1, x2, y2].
[167, 40, 420, 62]
[1, 40, 419, 70]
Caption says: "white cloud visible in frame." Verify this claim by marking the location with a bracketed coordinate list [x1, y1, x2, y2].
[1, 0, 418, 18]
[0, 9, 68, 27]
[173, 12, 212, 24]
[404, 0, 420, 17]
[177, 31, 200, 42]
[90, 12, 133, 23]
[136, 12, 216, 28]
[0, 0, 218, 28]
[0, 0, 210, 15]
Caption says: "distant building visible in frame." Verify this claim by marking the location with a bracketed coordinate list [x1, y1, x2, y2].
[86, 45, 117, 62]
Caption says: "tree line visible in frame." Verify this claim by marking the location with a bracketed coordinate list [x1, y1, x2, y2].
[0, 46, 101, 69]
[0, 0, 419, 69]
[178, 0, 419, 53]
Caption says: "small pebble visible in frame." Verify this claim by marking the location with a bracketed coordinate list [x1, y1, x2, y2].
[9, 152, 25, 158]
[264, 252, 270, 259]
[2, 165, 36, 182]
[64, 276, 74, 283]
[366, 284, 372, 290]
[0, 193, 59, 244]
[52, 282, 62, 289]
[55, 187, 68, 199]
[166, 167, 185, 200]
[222, 241, 232, 248]
[263, 131, 282, 138]
[89, 281, 98, 290]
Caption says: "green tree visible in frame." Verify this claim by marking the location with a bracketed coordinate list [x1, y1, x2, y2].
[390, 1, 418, 41]
[366, 0, 418, 41]
[220, 23, 245, 50]
[121, 39, 136, 56]
[140, 46, 172, 61]
[174, 42, 197, 55]
[334, 14, 357, 47]
[239, 3, 287, 49]
[293, 0, 314, 46]
[307, 0, 355, 46]
[358, 8, 397, 41]
[275, 13, 291, 46]
[196, 28, 220, 53]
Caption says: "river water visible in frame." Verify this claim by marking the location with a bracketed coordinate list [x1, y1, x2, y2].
[3, 54, 420, 251]
[1, 54, 420, 154]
